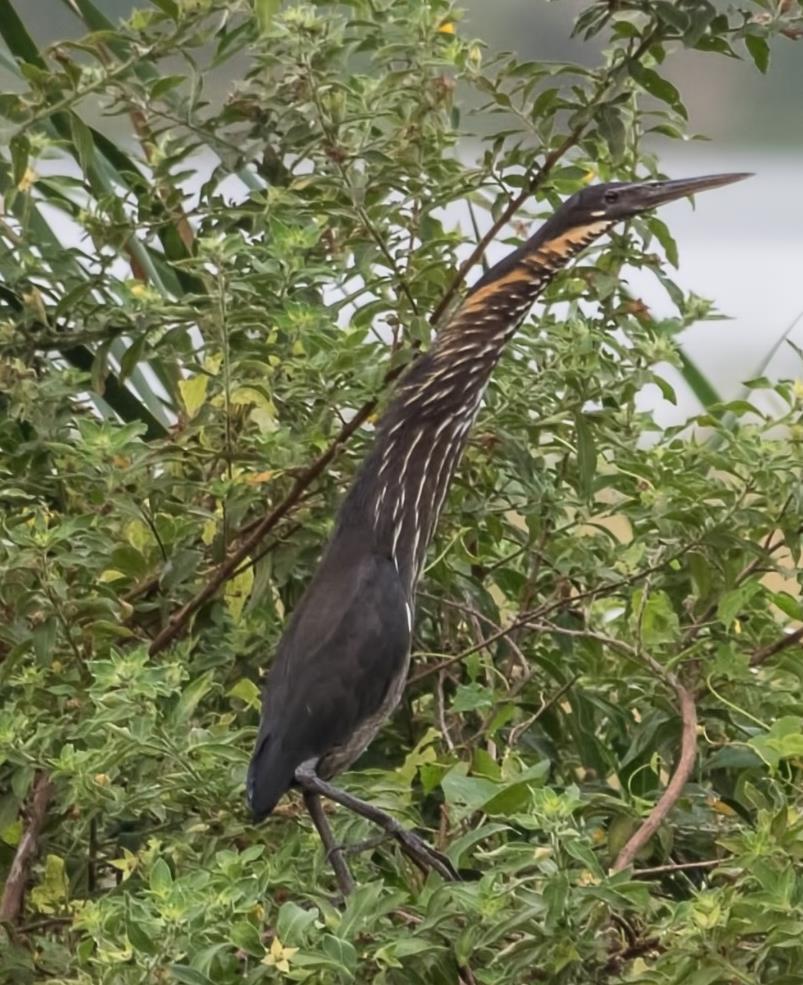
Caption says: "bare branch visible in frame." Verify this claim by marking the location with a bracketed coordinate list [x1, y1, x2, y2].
[0, 772, 54, 925]
[632, 858, 723, 878]
[612, 683, 697, 872]
[429, 29, 660, 325]
[148, 396, 381, 655]
[521, 620, 698, 874]
[750, 624, 803, 667]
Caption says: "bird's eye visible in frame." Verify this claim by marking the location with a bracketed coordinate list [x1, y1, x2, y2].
[604, 190, 619, 204]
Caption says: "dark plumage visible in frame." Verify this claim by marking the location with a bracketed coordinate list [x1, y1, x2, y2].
[248, 524, 410, 818]
[247, 172, 751, 833]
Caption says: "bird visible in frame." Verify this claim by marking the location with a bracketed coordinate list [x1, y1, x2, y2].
[247, 171, 750, 894]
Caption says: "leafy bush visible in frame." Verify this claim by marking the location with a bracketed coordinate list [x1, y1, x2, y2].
[1, 1, 802, 983]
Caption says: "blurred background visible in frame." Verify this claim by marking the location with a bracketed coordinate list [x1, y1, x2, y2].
[4, 1, 802, 421]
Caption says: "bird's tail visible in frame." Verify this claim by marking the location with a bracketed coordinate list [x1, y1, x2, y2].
[246, 730, 296, 820]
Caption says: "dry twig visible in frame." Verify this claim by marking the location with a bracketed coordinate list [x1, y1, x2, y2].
[0, 772, 54, 925]
[523, 620, 698, 874]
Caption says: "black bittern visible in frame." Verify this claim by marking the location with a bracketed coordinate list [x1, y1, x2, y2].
[247, 172, 749, 895]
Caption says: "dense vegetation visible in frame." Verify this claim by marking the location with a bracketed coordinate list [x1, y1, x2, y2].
[1, 1, 802, 982]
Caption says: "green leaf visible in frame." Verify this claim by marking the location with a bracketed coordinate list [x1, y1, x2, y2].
[631, 588, 680, 645]
[228, 678, 261, 710]
[744, 35, 770, 74]
[29, 855, 69, 913]
[749, 717, 803, 770]
[441, 764, 499, 820]
[9, 133, 29, 187]
[149, 858, 173, 894]
[224, 564, 254, 621]
[171, 968, 214, 985]
[255, 0, 282, 34]
[151, 75, 185, 100]
[173, 671, 215, 724]
[179, 374, 209, 418]
[69, 113, 95, 175]
[451, 682, 493, 713]
[127, 915, 158, 955]
[771, 592, 803, 620]
[628, 62, 683, 113]
[678, 350, 722, 408]
[717, 582, 762, 628]
[574, 414, 597, 500]
[598, 105, 626, 162]
[646, 215, 679, 268]
[0, 0, 47, 67]
[276, 900, 319, 944]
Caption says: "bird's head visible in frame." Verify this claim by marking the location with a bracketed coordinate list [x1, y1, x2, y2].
[518, 171, 753, 271]
[563, 172, 752, 225]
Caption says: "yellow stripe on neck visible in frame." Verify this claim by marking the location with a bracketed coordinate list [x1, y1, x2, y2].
[539, 220, 610, 261]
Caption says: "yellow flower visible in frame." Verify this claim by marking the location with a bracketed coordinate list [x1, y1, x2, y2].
[17, 166, 37, 192]
[437, 20, 456, 34]
[262, 937, 299, 974]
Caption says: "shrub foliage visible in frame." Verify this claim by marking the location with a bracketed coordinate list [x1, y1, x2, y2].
[1, 1, 802, 982]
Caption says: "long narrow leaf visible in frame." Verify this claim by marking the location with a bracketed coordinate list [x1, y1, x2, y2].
[677, 348, 722, 409]
[0, 0, 47, 67]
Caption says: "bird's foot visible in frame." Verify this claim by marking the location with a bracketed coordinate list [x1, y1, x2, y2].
[390, 826, 459, 882]
[295, 766, 460, 884]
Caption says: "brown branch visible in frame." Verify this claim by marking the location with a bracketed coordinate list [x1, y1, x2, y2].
[410, 548, 689, 684]
[0, 772, 54, 925]
[519, 620, 698, 874]
[683, 532, 787, 646]
[148, 398, 379, 656]
[429, 29, 661, 326]
[612, 682, 697, 872]
[428, 128, 585, 326]
[750, 624, 803, 667]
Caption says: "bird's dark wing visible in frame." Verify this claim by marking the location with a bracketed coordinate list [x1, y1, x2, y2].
[247, 529, 410, 818]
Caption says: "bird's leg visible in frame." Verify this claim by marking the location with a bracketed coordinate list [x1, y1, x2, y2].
[302, 790, 354, 898]
[295, 766, 459, 883]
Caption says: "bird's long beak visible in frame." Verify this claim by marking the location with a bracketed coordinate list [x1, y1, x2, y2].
[635, 172, 753, 208]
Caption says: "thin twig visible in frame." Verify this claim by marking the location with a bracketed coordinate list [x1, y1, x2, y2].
[0, 773, 54, 925]
[507, 675, 579, 749]
[750, 624, 803, 667]
[429, 29, 660, 326]
[148, 31, 667, 655]
[522, 620, 698, 874]
[632, 858, 723, 878]
[435, 670, 456, 752]
[148, 398, 379, 655]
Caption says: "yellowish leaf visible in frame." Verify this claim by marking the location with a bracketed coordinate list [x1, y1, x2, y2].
[179, 374, 209, 418]
[262, 937, 299, 972]
[1, 820, 22, 847]
[126, 520, 150, 552]
[250, 407, 278, 433]
[707, 797, 737, 816]
[30, 855, 69, 913]
[99, 569, 126, 583]
[225, 564, 254, 621]
[244, 470, 274, 485]
[228, 678, 261, 709]
[201, 517, 218, 545]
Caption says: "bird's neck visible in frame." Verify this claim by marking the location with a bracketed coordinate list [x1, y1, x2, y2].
[341, 214, 613, 594]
